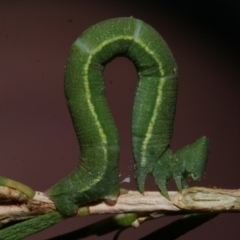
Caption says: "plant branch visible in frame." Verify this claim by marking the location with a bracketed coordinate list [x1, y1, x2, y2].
[1, 186, 240, 226]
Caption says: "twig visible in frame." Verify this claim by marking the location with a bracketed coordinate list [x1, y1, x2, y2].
[1, 186, 240, 226]
[0, 187, 55, 224]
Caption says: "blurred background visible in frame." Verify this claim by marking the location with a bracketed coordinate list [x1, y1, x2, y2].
[0, 0, 240, 239]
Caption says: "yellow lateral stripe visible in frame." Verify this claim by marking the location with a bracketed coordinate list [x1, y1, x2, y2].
[133, 39, 167, 166]
[77, 37, 133, 190]
[140, 79, 165, 166]
[82, 36, 133, 147]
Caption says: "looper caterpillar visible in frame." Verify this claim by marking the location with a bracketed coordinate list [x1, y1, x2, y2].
[46, 17, 209, 216]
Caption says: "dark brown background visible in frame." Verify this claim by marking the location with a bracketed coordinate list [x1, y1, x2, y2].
[1, 1, 240, 239]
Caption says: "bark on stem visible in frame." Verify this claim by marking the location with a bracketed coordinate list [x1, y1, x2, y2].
[1, 186, 240, 225]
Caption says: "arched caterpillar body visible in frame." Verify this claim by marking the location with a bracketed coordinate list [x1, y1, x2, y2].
[0, 17, 209, 238]
[46, 17, 209, 216]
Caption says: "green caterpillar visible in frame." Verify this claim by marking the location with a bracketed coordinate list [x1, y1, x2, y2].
[0, 17, 209, 239]
[46, 17, 209, 216]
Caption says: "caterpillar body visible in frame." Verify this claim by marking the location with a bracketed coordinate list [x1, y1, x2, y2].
[47, 17, 209, 216]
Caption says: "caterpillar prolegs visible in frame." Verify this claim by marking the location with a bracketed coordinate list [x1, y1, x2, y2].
[47, 17, 209, 216]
